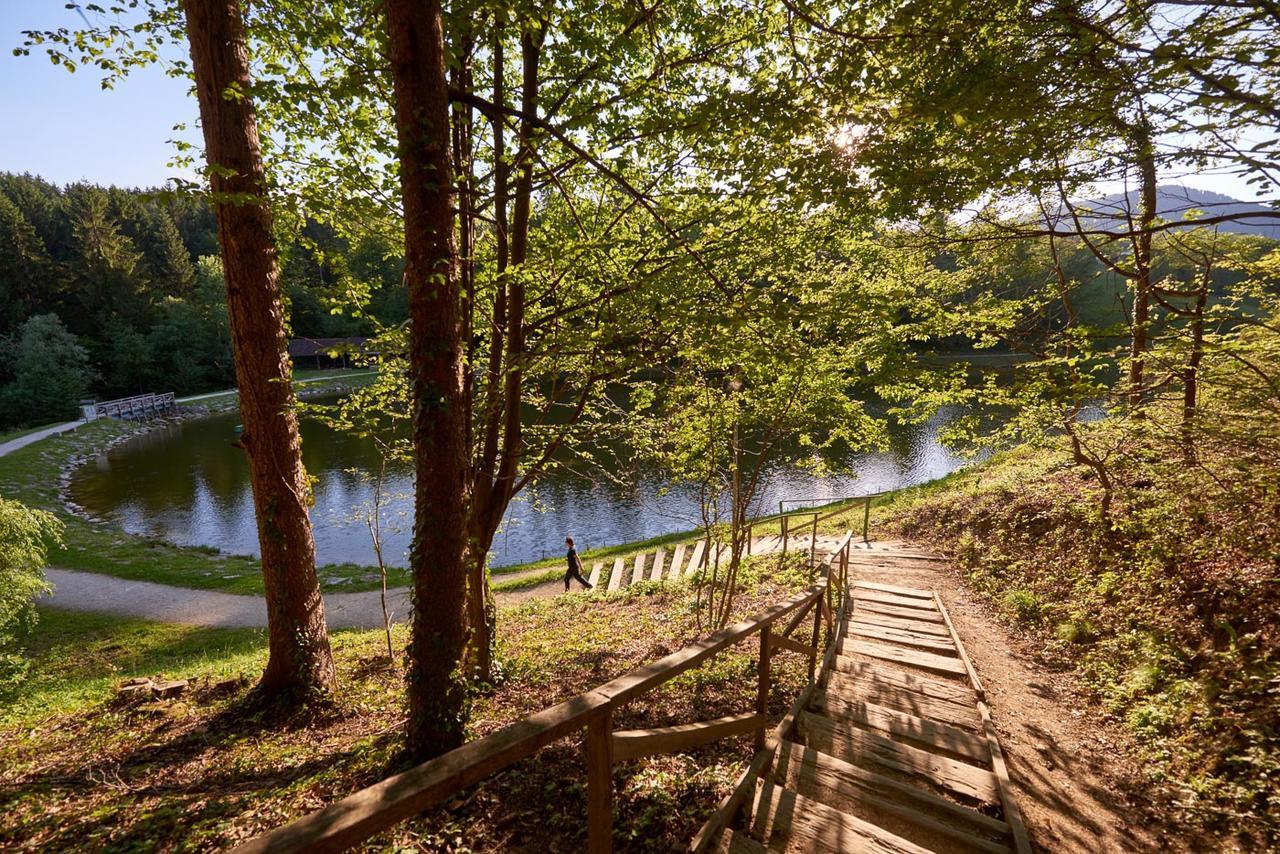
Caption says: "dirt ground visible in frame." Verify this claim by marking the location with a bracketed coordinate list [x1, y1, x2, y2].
[844, 542, 1191, 854]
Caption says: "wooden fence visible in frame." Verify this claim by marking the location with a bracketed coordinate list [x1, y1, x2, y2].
[233, 531, 857, 854]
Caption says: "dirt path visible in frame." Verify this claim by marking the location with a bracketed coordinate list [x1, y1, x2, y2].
[846, 543, 1176, 853]
[43, 568, 566, 629]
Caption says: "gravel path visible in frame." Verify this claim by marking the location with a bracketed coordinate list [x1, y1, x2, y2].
[43, 568, 565, 629]
[0, 420, 86, 457]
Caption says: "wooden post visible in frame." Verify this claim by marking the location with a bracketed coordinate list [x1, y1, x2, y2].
[587, 708, 613, 854]
[809, 513, 818, 568]
[808, 595, 823, 685]
[781, 516, 788, 557]
[755, 626, 771, 750]
[862, 496, 871, 544]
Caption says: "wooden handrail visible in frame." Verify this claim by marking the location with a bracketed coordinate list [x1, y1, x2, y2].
[233, 536, 855, 854]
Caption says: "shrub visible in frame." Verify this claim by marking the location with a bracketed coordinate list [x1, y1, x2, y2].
[0, 497, 60, 691]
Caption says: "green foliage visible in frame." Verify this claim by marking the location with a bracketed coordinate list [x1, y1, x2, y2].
[0, 314, 93, 425]
[0, 498, 60, 692]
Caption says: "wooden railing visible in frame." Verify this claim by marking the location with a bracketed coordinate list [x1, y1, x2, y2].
[778, 491, 889, 544]
[233, 531, 857, 854]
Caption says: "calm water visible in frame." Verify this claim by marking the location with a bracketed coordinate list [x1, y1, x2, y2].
[68, 406, 974, 568]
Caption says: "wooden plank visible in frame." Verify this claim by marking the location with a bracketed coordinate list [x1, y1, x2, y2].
[844, 624, 957, 655]
[856, 590, 942, 612]
[809, 693, 990, 764]
[587, 562, 603, 588]
[631, 553, 646, 585]
[849, 612, 953, 637]
[840, 641, 968, 677]
[607, 556, 626, 591]
[799, 712, 999, 803]
[978, 701, 1032, 854]
[823, 670, 981, 730]
[713, 828, 767, 854]
[668, 543, 687, 579]
[826, 659, 977, 705]
[685, 540, 706, 576]
[651, 547, 666, 581]
[770, 632, 816, 658]
[611, 712, 763, 762]
[855, 600, 946, 623]
[854, 581, 935, 599]
[935, 593, 985, 700]
[587, 709, 613, 854]
[773, 741, 1013, 852]
[749, 779, 933, 854]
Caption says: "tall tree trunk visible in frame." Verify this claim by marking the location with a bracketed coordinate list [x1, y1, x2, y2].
[181, 0, 335, 703]
[384, 0, 470, 760]
[1182, 276, 1209, 461]
[465, 28, 543, 682]
[1128, 119, 1158, 411]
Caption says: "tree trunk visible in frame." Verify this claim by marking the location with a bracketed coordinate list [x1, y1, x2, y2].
[384, 0, 470, 760]
[1128, 120, 1158, 411]
[1182, 277, 1209, 461]
[181, 0, 335, 703]
[465, 28, 543, 682]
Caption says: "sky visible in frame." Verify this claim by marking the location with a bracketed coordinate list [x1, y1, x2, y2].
[0, 1, 199, 189]
[0, 1, 1272, 202]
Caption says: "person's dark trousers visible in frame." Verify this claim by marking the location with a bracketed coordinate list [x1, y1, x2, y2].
[564, 565, 591, 590]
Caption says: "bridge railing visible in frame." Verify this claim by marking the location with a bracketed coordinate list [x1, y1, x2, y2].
[233, 531, 856, 854]
[87, 392, 176, 421]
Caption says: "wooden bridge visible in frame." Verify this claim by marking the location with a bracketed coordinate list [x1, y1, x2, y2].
[83, 392, 176, 421]
[234, 534, 1031, 853]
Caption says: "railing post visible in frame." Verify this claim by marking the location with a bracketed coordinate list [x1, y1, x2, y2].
[781, 516, 789, 557]
[809, 513, 818, 568]
[862, 496, 871, 544]
[808, 594, 823, 685]
[756, 626, 771, 749]
[587, 708, 613, 854]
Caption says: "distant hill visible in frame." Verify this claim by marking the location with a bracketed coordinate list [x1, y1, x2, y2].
[1072, 185, 1280, 241]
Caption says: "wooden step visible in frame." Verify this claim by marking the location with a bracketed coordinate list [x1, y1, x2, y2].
[809, 692, 990, 764]
[838, 641, 968, 678]
[824, 669, 981, 730]
[749, 778, 933, 853]
[828, 660, 976, 704]
[848, 612, 953, 637]
[854, 600, 946, 623]
[714, 827, 768, 854]
[854, 581, 936, 600]
[844, 624, 957, 655]
[773, 740, 1013, 853]
[800, 712, 1000, 804]
[856, 591, 942, 612]
[607, 556, 626, 590]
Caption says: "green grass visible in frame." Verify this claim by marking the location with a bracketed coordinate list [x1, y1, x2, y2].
[1, 608, 268, 727]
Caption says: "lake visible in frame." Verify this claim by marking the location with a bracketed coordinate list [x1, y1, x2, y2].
[67, 405, 976, 568]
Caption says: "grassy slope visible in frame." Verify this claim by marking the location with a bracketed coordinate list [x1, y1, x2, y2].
[876, 439, 1279, 847]
[0, 553, 813, 852]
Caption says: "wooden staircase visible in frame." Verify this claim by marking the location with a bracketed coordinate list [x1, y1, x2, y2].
[697, 564, 1032, 854]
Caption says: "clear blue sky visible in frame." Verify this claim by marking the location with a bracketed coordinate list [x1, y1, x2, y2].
[0, 2, 1270, 201]
[0, 1, 198, 189]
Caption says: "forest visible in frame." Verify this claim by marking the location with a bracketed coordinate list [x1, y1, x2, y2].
[0, 172, 405, 426]
[1, 0, 1278, 851]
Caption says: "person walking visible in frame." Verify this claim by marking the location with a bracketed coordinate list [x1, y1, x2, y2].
[563, 536, 593, 591]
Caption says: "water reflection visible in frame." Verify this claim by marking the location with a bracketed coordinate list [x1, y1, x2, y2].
[68, 406, 976, 568]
